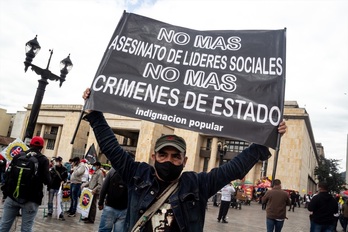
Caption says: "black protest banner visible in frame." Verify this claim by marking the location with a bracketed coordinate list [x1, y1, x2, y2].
[84, 143, 98, 164]
[85, 11, 286, 149]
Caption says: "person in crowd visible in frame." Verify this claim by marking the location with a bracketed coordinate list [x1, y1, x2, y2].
[339, 199, 348, 232]
[78, 159, 90, 206]
[0, 157, 6, 185]
[80, 161, 104, 224]
[333, 195, 341, 232]
[288, 190, 297, 212]
[212, 193, 219, 207]
[217, 183, 235, 223]
[64, 158, 73, 180]
[46, 156, 68, 220]
[296, 191, 301, 208]
[0, 136, 51, 232]
[82, 88, 287, 231]
[308, 181, 338, 232]
[261, 188, 268, 210]
[262, 179, 290, 232]
[304, 192, 312, 208]
[66, 157, 85, 217]
[98, 168, 129, 231]
[81, 159, 90, 183]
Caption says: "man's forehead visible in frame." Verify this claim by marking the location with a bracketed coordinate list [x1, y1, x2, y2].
[157, 146, 185, 155]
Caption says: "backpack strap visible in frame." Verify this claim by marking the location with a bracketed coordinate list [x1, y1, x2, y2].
[53, 166, 63, 181]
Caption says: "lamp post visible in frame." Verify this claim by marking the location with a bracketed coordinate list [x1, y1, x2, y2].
[217, 141, 227, 166]
[23, 35, 73, 144]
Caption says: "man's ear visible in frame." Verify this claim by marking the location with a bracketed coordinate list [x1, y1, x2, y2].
[151, 153, 156, 161]
[183, 156, 188, 167]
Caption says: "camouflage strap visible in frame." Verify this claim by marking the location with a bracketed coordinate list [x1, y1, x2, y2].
[131, 181, 178, 232]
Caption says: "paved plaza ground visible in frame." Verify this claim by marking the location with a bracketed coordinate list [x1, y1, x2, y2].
[0, 195, 331, 232]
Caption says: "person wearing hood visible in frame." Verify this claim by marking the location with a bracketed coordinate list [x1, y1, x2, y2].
[308, 181, 338, 232]
[82, 88, 287, 232]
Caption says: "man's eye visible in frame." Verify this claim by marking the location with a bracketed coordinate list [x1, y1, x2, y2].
[158, 152, 166, 157]
[174, 154, 181, 159]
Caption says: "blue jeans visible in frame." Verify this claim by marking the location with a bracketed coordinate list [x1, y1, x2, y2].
[98, 206, 127, 232]
[48, 189, 63, 215]
[310, 220, 335, 232]
[68, 183, 81, 214]
[0, 197, 39, 232]
[266, 218, 285, 232]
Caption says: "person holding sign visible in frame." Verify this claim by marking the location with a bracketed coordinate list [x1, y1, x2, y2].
[80, 161, 104, 224]
[82, 88, 286, 232]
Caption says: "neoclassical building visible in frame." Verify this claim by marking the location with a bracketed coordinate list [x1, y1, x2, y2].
[6, 100, 319, 193]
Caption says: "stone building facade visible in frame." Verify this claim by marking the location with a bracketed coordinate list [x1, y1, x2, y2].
[2, 101, 319, 193]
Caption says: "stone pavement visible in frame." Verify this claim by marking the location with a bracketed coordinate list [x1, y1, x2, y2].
[204, 201, 311, 232]
[0, 198, 343, 231]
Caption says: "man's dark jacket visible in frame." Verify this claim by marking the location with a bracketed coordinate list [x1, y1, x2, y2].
[308, 191, 338, 225]
[86, 111, 272, 232]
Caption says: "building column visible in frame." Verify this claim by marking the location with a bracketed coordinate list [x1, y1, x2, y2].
[40, 124, 46, 137]
[207, 137, 219, 171]
[53, 126, 62, 157]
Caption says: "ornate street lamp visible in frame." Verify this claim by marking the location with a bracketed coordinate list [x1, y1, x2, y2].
[23, 35, 73, 144]
[217, 141, 227, 166]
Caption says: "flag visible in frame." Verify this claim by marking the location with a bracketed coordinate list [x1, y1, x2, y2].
[85, 11, 286, 149]
[0, 138, 28, 162]
[84, 143, 97, 164]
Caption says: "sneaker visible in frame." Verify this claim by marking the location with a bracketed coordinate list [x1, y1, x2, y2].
[65, 210, 72, 214]
[84, 220, 94, 224]
[59, 214, 65, 221]
[222, 220, 228, 223]
[68, 213, 76, 217]
[81, 218, 89, 221]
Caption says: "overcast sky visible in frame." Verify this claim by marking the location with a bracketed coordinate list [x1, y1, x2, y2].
[0, 0, 347, 171]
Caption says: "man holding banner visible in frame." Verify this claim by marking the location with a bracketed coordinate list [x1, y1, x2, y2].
[83, 86, 286, 232]
[81, 11, 287, 232]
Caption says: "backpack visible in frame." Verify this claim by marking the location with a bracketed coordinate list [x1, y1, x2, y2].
[4, 151, 39, 203]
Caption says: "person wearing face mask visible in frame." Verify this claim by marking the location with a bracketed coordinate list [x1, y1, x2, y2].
[82, 88, 287, 232]
[66, 157, 85, 217]
[80, 161, 104, 224]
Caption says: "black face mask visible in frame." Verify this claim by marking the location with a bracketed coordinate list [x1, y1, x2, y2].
[155, 161, 183, 182]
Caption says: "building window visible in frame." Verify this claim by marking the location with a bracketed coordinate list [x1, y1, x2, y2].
[203, 157, 209, 172]
[225, 140, 249, 153]
[206, 138, 212, 150]
[50, 126, 58, 135]
[46, 139, 55, 150]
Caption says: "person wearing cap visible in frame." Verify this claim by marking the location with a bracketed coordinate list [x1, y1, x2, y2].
[67, 157, 85, 217]
[46, 156, 68, 220]
[82, 88, 287, 231]
[80, 161, 104, 224]
[0, 136, 51, 232]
